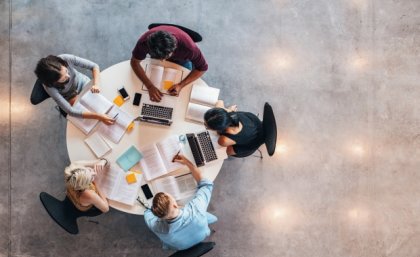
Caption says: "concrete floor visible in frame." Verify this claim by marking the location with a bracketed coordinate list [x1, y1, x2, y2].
[1, 0, 420, 256]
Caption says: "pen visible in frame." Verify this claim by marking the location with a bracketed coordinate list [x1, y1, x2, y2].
[113, 113, 119, 120]
[172, 150, 181, 162]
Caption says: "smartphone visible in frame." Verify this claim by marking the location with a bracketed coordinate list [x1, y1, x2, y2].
[133, 93, 142, 106]
[118, 87, 130, 101]
[141, 184, 154, 200]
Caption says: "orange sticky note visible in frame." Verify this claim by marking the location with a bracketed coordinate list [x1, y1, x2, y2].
[126, 122, 134, 132]
[126, 173, 137, 184]
[113, 95, 124, 107]
[163, 81, 173, 91]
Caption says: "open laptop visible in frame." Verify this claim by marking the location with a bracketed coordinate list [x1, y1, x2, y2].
[137, 94, 177, 126]
[180, 130, 227, 167]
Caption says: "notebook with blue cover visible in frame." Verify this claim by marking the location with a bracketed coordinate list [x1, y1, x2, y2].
[116, 146, 143, 171]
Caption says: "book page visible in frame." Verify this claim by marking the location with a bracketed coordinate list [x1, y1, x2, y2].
[109, 170, 142, 206]
[139, 144, 168, 181]
[161, 68, 181, 91]
[186, 102, 211, 123]
[148, 64, 164, 91]
[175, 173, 197, 196]
[190, 84, 220, 106]
[96, 105, 134, 144]
[84, 131, 112, 158]
[93, 164, 119, 198]
[67, 102, 99, 134]
[152, 176, 181, 200]
[156, 135, 185, 172]
[80, 91, 113, 114]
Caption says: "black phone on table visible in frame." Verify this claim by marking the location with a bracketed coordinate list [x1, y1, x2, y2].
[141, 184, 153, 199]
[133, 93, 142, 106]
[118, 87, 130, 100]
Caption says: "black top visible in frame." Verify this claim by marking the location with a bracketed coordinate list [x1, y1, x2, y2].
[221, 112, 264, 149]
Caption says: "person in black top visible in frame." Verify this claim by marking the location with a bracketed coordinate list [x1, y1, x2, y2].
[204, 101, 264, 157]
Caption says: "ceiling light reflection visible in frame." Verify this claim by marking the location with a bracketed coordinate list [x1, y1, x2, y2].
[351, 144, 365, 156]
[276, 143, 288, 154]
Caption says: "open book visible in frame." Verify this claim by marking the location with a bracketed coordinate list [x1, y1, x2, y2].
[142, 64, 183, 94]
[96, 105, 134, 144]
[67, 91, 113, 134]
[186, 84, 220, 123]
[151, 173, 197, 204]
[139, 135, 185, 181]
[94, 164, 142, 206]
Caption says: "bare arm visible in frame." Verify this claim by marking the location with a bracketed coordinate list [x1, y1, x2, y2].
[130, 58, 152, 88]
[130, 58, 163, 101]
[179, 69, 205, 89]
[218, 135, 236, 147]
[173, 155, 203, 182]
[168, 69, 205, 96]
[80, 188, 109, 213]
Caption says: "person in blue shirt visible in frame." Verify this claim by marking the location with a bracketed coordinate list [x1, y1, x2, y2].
[144, 154, 218, 251]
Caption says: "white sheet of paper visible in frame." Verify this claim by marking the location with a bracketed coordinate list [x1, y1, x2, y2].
[186, 102, 211, 123]
[190, 84, 220, 106]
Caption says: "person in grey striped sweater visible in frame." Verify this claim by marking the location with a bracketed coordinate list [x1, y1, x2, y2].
[34, 54, 115, 124]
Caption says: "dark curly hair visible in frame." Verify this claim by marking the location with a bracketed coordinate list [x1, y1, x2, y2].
[147, 31, 177, 59]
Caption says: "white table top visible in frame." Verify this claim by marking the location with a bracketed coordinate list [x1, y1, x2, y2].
[66, 59, 224, 215]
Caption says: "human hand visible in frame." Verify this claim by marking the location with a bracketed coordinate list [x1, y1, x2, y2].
[148, 85, 163, 102]
[101, 114, 116, 125]
[91, 84, 100, 93]
[172, 154, 191, 165]
[94, 162, 106, 174]
[227, 105, 238, 112]
[168, 83, 182, 96]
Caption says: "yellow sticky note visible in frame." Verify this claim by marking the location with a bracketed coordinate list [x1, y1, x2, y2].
[126, 122, 134, 132]
[126, 173, 137, 184]
[163, 81, 173, 91]
[113, 95, 124, 107]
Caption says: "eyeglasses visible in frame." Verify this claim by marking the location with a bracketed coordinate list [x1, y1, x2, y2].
[136, 196, 150, 209]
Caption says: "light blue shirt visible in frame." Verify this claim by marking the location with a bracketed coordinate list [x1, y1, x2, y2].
[144, 179, 214, 250]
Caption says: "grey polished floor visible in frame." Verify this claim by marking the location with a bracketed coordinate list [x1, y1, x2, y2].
[1, 0, 420, 256]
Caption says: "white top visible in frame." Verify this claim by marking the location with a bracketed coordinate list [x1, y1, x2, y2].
[66, 59, 224, 215]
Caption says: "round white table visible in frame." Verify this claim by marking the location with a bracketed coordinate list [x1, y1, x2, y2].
[66, 59, 224, 215]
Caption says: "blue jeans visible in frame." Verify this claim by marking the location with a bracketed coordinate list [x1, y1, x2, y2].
[171, 60, 193, 70]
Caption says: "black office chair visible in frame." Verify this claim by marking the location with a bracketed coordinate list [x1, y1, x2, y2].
[169, 242, 215, 257]
[262, 102, 277, 156]
[148, 23, 203, 43]
[30, 79, 67, 117]
[30, 79, 50, 105]
[39, 192, 102, 235]
[250, 102, 277, 159]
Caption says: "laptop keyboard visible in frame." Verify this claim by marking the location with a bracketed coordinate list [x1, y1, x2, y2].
[186, 133, 205, 167]
[197, 131, 218, 162]
[141, 104, 173, 120]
